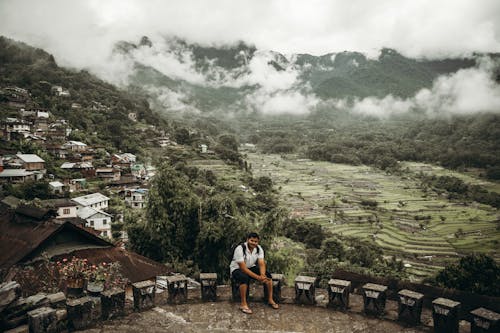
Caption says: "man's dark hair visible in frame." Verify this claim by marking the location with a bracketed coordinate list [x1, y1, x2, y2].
[247, 232, 260, 240]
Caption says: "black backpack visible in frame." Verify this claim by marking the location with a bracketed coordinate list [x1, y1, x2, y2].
[230, 242, 260, 262]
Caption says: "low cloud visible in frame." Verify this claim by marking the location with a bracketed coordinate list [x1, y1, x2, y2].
[332, 57, 500, 117]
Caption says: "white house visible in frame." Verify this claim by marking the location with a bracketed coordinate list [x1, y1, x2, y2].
[63, 140, 87, 152]
[77, 206, 112, 238]
[72, 192, 110, 210]
[124, 189, 148, 209]
[49, 181, 65, 194]
[41, 199, 78, 219]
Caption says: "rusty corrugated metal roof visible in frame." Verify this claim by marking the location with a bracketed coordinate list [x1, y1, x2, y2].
[0, 207, 169, 283]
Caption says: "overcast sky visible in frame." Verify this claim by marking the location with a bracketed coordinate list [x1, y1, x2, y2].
[1, 0, 500, 69]
[1, 0, 500, 116]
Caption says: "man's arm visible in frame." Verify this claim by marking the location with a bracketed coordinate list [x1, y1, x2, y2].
[238, 261, 267, 282]
[257, 258, 269, 280]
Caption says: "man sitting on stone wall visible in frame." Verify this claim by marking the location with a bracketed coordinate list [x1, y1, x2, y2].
[229, 232, 279, 314]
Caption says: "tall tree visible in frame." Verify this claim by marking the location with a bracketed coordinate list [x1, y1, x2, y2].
[145, 163, 199, 262]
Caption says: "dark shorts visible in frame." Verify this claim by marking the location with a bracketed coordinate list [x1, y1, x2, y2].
[231, 266, 272, 285]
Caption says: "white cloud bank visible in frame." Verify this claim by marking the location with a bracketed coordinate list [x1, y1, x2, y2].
[334, 58, 500, 117]
[1, 0, 499, 116]
[1, 0, 500, 66]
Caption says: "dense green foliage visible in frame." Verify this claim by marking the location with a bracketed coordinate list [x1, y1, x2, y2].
[433, 254, 500, 296]
[420, 174, 500, 208]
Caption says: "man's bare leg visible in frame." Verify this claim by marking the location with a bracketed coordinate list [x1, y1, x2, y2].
[265, 279, 279, 308]
[239, 283, 252, 313]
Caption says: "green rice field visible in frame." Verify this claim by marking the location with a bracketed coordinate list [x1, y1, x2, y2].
[245, 153, 500, 281]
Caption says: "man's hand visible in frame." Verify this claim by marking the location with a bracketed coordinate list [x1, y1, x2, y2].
[258, 275, 271, 283]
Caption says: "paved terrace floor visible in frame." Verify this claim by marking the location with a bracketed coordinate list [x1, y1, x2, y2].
[82, 285, 471, 333]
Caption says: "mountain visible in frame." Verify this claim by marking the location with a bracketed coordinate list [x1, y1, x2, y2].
[114, 36, 478, 113]
[0, 36, 166, 153]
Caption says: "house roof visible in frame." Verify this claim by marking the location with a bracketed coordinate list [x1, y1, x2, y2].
[60, 162, 93, 169]
[96, 168, 115, 173]
[41, 199, 77, 208]
[77, 206, 112, 220]
[65, 141, 87, 146]
[53, 247, 168, 283]
[0, 207, 168, 283]
[1, 196, 21, 208]
[72, 193, 110, 207]
[16, 154, 45, 163]
[0, 169, 35, 177]
[49, 181, 64, 188]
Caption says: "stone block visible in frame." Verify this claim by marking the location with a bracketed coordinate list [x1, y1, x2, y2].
[100, 288, 125, 320]
[66, 296, 97, 330]
[132, 280, 156, 311]
[432, 297, 461, 333]
[165, 275, 188, 304]
[397, 289, 424, 325]
[327, 279, 351, 310]
[200, 273, 217, 302]
[46, 292, 66, 309]
[362, 283, 388, 316]
[470, 307, 500, 333]
[294, 275, 316, 305]
[4, 324, 29, 333]
[27, 306, 57, 333]
[0, 281, 21, 312]
[2, 293, 50, 329]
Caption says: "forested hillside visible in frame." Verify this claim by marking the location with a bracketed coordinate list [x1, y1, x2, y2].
[0, 36, 167, 153]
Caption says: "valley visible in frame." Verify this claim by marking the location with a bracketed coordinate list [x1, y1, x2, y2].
[242, 153, 500, 280]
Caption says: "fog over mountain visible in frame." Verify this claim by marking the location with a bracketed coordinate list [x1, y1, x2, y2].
[1, 0, 500, 116]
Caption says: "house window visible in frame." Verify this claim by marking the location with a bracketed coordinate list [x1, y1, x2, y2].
[102, 231, 107, 236]
[90, 220, 94, 226]
[103, 219, 107, 225]
[63, 208, 70, 215]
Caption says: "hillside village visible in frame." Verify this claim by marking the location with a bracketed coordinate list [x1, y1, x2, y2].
[0, 84, 168, 243]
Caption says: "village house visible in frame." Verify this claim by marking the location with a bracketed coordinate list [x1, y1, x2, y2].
[19, 109, 50, 134]
[130, 163, 146, 179]
[51, 85, 70, 97]
[2, 86, 30, 107]
[156, 137, 170, 147]
[0, 168, 35, 183]
[0, 204, 168, 283]
[48, 180, 66, 194]
[72, 192, 110, 210]
[60, 161, 95, 178]
[46, 121, 70, 141]
[124, 188, 148, 209]
[200, 144, 208, 153]
[64, 178, 86, 193]
[77, 206, 113, 238]
[40, 198, 78, 219]
[111, 153, 136, 170]
[128, 112, 137, 122]
[63, 140, 87, 152]
[0, 118, 32, 141]
[96, 167, 121, 181]
[45, 144, 68, 159]
[16, 154, 46, 179]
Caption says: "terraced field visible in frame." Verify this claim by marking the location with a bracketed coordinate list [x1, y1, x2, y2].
[245, 153, 500, 280]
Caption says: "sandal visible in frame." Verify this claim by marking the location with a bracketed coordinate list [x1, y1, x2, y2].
[239, 306, 253, 314]
[268, 302, 279, 309]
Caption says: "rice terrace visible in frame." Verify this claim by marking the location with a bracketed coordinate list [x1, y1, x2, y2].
[241, 152, 500, 280]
